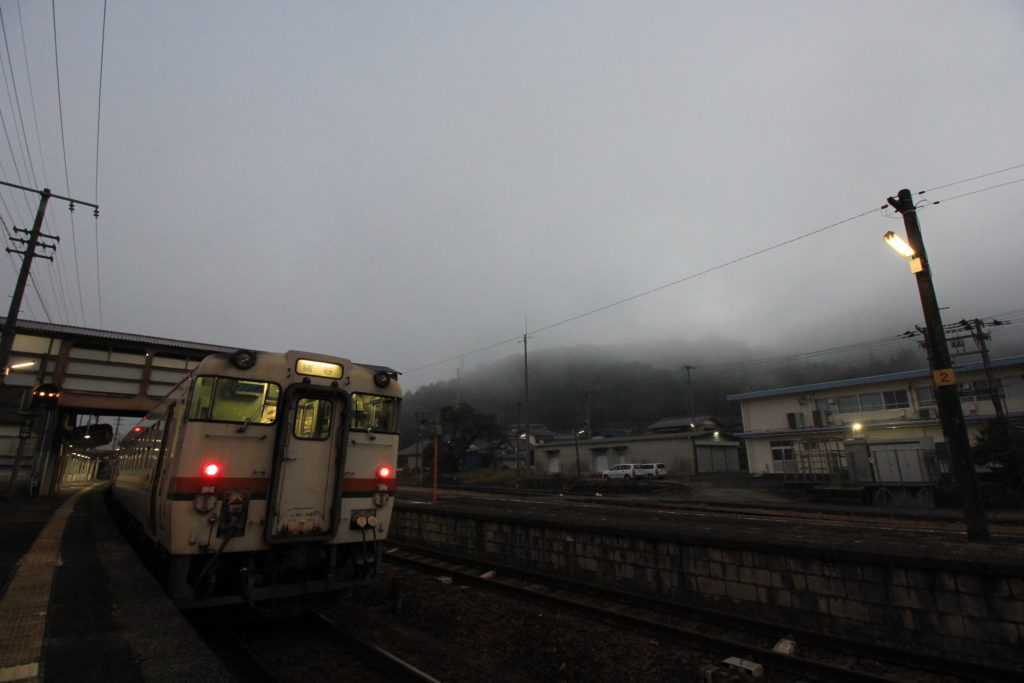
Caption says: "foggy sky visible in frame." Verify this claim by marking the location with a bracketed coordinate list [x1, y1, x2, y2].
[1, 1, 1022, 390]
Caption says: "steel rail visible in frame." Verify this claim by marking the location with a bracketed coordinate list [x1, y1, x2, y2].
[385, 542, 1021, 683]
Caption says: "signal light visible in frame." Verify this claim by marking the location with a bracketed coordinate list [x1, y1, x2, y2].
[377, 465, 392, 479]
[30, 383, 61, 408]
[202, 462, 221, 478]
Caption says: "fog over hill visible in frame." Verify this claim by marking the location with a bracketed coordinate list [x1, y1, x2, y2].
[398, 324, 1024, 445]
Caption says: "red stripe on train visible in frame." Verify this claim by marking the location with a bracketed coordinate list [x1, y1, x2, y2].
[168, 477, 394, 495]
[168, 477, 270, 494]
[343, 478, 397, 493]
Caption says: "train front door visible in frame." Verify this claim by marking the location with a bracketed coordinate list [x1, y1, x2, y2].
[267, 387, 345, 542]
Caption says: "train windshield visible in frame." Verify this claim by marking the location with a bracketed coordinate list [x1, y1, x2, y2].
[188, 376, 281, 424]
[350, 393, 400, 433]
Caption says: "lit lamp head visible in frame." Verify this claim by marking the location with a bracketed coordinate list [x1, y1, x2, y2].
[4, 360, 36, 376]
[883, 231, 923, 273]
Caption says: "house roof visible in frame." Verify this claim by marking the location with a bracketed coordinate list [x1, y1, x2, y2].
[646, 416, 717, 432]
[726, 355, 1024, 402]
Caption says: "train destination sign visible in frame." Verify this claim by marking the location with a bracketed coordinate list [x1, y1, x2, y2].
[296, 359, 343, 379]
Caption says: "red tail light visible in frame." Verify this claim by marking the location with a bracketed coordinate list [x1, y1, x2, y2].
[202, 462, 221, 478]
[377, 465, 392, 479]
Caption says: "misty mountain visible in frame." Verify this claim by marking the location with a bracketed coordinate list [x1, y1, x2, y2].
[398, 336, 934, 445]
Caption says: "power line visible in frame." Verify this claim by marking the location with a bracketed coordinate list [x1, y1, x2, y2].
[407, 168, 1024, 377]
[923, 163, 1024, 193]
[17, 0, 52, 200]
[923, 177, 1024, 206]
[0, 6, 38, 188]
[92, 0, 107, 327]
[50, 0, 85, 324]
[406, 205, 881, 373]
[692, 335, 915, 374]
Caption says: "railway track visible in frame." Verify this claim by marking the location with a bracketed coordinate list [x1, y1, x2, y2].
[189, 607, 441, 682]
[403, 485, 1024, 537]
[384, 542, 1022, 683]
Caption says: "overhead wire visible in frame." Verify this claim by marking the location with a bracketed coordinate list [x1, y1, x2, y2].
[922, 163, 1024, 194]
[50, 0, 85, 324]
[92, 0, 107, 327]
[407, 166, 1024, 377]
[922, 177, 1024, 206]
[690, 334, 916, 374]
[0, 6, 37, 189]
[406, 205, 881, 373]
[17, 0, 62, 324]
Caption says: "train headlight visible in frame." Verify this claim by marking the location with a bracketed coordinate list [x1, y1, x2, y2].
[373, 370, 391, 388]
[231, 349, 257, 370]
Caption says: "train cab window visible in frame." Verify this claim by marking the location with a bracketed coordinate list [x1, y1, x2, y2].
[350, 393, 400, 433]
[294, 398, 333, 440]
[188, 376, 281, 424]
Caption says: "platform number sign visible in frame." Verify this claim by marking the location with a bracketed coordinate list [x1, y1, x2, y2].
[933, 368, 957, 387]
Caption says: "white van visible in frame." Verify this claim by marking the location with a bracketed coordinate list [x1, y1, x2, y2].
[634, 463, 667, 479]
[601, 464, 638, 479]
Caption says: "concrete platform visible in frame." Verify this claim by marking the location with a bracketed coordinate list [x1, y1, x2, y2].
[0, 482, 229, 682]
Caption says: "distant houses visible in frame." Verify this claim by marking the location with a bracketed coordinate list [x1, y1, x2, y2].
[727, 355, 1024, 478]
[515, 416, 741, 478]
[399, 415, 741, 477]
[400, 354, 1024, 483]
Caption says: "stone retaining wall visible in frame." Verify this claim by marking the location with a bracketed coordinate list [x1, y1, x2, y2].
[390, 503, 1023, 666]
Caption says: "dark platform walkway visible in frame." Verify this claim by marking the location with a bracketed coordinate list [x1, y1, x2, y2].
[0, 483, 228, 682]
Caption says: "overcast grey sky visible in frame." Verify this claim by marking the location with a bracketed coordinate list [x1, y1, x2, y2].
[1, 1, 1022, 389]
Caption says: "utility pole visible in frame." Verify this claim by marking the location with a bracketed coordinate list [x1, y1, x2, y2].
[964, 319, 1006, 421]
[0, 181, 98, 382]
[887, 188, 989, 541]
[522, 325, 531, 470]
[515, 402, 522, 477]
[682, 364, 695, 424]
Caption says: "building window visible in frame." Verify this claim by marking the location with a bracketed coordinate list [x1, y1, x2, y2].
[915, 386, 935, 407]
[858, 392, 883, 411]
[1003, 377, 1022, 401]
[883, 390, 910, 409]
[770, 441, 794, 461]
[836, 395, 860, 414]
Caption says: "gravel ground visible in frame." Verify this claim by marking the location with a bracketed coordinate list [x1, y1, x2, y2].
[325, 567, 765, 683]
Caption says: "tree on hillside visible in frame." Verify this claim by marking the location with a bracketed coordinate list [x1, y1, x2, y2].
[973, 420, 1024, 487]
[437, 403, 505, 473]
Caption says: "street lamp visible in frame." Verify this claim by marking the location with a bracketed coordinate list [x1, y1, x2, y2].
[574, 429, 585, 479]
[4, 360, 36, 375]
[885, 188, 989, 541]
[883, 231, 914, 258]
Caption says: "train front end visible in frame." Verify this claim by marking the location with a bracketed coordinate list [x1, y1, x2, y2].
[161, 350, 401, 607]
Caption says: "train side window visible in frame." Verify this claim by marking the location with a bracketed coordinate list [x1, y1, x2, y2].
[188, 376, 281, 424]
[294, 398, 333, 440]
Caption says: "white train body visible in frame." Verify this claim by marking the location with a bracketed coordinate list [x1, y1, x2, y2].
[111, 349, 401, 607]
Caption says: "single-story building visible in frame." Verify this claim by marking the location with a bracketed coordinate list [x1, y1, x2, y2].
[532, 429, 741, 477]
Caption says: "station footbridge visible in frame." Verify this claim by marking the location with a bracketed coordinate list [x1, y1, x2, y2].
[0, 318, 240, 497]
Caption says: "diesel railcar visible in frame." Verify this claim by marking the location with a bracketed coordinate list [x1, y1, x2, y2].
[110, 349, 401, 607]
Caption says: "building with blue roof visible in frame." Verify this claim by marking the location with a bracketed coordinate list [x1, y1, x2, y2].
[727, 356, 1024, 476]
